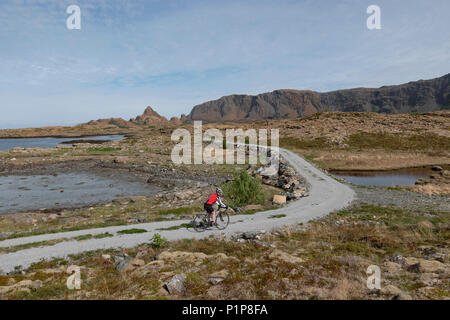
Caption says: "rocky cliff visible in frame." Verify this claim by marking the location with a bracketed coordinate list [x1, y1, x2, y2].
[187, 73, 450, 121]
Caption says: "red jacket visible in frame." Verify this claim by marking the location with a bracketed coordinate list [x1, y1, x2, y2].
[206, 193, 218, 205]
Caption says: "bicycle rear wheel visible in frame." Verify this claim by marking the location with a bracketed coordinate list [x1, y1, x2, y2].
[215, 210, 229, 230]
[193, 213, 208, 232]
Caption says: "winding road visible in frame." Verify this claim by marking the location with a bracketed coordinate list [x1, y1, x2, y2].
[0, 148, 355, 273]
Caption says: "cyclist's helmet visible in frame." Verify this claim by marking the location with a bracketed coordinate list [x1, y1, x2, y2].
[216, 187, 223, 195]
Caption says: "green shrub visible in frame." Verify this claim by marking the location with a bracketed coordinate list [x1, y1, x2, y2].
[222, 170, 266, 207]
[150, 233, 168, 249]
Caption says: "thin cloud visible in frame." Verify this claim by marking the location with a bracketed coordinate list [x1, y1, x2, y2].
[0, 0, 449, 127]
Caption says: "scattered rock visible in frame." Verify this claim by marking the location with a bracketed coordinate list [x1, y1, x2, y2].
[0, 279, 34, 295]
[388, 253, 406, 266]
[114, 254, 132, 272]
[381, 284, 402, 296]
[383, 261, 403, 274]
[158, 251, 209, 266]
[163, 274, 186, 295]
[391, 292, 413, 300]
[407, 263, 422, 273]
[404, 257, 446, 273]
[418, 273, 440, 286]
[123, 258, 145, 272]
[416, 221, 434, 230]
[208, 269, 229, 285]
[379, 285, 412, 300]
[8, 265, 25, 276]
[32, 280, 43, 289]
[272, 195, 286, 205]
[208, 277, 225, 285]
[259, 165, 278, 177]
[113, 157, 130, 164]
[268, 249, 303, 265]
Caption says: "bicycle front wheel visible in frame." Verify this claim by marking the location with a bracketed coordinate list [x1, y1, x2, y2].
[215, 210, 229, 230]
[193, 213, 207, 232]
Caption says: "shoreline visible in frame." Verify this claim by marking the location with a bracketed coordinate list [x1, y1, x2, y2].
[329, 164, 450, 173]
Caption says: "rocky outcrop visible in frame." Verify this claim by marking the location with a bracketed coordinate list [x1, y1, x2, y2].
[128, 106, 183, 126]
[247, 159, 308, 201]
[411, 168, 450, 195]
[187, 73, 450, 121]
[88, 106, 182, 128]
[86, 117, 131, 127]
[129, 106, 169, 125]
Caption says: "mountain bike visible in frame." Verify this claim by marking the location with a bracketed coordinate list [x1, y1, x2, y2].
[192, 205, 230, 232]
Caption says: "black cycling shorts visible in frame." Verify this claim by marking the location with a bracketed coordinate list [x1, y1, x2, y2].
[204, 203, 214, 213]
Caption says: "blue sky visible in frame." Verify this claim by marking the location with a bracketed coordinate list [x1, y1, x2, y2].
[0, 0, 449, 128]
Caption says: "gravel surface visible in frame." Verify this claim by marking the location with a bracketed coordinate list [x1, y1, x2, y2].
[0, 147, 357, 273]
[353, 186, 449, 212]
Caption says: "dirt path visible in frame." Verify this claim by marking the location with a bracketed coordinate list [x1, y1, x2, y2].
[0, 148, 355, 273]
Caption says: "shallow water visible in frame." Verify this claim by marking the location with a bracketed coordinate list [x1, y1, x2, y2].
[0, 172, 160, 214]
[331, 167, 435, 187]
[0, 135, 125, 150]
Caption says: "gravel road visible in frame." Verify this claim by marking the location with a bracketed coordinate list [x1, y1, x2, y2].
[0, 148, 355, 273]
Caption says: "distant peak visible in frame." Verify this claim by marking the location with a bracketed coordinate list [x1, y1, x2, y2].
[142, 106, 161, 117]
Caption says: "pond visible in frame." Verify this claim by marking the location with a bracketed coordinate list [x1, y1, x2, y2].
[0, 171, 160, 214]
[0, 135, 126, 151]
[331, 167, 440, 187]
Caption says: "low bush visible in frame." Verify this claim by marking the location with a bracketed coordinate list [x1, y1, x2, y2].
[222, 170, 265, 207]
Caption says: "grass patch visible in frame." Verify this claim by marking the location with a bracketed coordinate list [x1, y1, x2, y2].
[347, 132, 449, 152]
[1, 202, 448, 300]
[117, 228, 147, 235]
[93, 232, 113, 239]
[0, 239, 64, 254]
[2, 221, 128, 241]
[86, 147, 121, 153]
[280, 132, 449, 153]
[332, 204, 448, 229]
[280, 136, 328, 149]
[10, 283, 68, 300]
[74, 234, 93, 241]
[268, 214, 286, 219]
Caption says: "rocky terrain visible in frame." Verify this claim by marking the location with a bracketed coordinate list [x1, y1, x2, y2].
[0, 106, 179, 138]
[129, 106, 182, 126]
[0, 199, 448, 300]
[410, 166, 450, 195]
[187, 73, 450, 121]
[0, 108, 448, 300]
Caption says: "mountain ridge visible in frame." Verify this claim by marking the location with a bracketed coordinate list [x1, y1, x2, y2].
[186, 73, 450, 122]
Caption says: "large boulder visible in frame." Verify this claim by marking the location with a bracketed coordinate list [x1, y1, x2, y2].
[404, 257, 446, 273]
[268, 249, 304, 265]
[272, 195, 286, 205]
[163, 274, 187, 295]
[158, 251, 209, 266]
